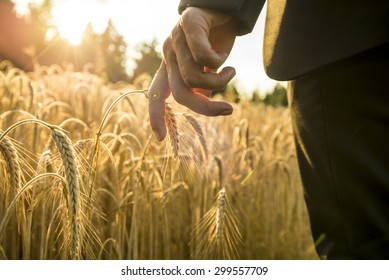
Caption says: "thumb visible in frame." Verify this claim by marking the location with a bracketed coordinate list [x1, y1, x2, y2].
[180, 8, 231, 69]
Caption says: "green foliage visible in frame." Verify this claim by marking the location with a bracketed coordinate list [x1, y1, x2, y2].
[132, 40, 162, 81]
[224, 82, 241, 103]
[262, 84, 288, 107]
[80, 23, 101, 68]
[100, 20, 128, 82]
[213, 80, 241, 103]
[251, 90, 261, 103]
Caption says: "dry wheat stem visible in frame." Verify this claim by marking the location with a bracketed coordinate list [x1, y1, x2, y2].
[184, 114, 208, 161]
[0, 131, 21, 205]
[0, 119, 57, 143]
[43, 204, 65, 260]
[214, 156, 223, 187]
[37, 150, 54, 173]
[51, 128, 81, 259]
[165, 102, 179, 157]
[0, 173, 65, 240]
[97, 89, 147, 135]
[216, 188, 226, 244]
[192, 187, 242, 260]
[0, 245, 7, 260]
[87, 89, 146, 207]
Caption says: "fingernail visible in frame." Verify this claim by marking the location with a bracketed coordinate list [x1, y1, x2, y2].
[229, 69, 236, 80]
[218, 51, 229, 61]
[152, 129, 164, 142]
[221, 105, 233, 115]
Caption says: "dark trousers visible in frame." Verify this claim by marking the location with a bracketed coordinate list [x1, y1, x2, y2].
[288, 42, 389, 259]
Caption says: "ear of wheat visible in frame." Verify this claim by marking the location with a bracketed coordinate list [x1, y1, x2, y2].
[165, 102, 179, 158]
[184, 114, 208, 162]
[51, 128, 81, 259]
[192, 187, 242, 260]
[0, 131, 21, 207]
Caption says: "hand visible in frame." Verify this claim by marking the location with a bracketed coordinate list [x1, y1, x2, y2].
[149, 7, 238, 141]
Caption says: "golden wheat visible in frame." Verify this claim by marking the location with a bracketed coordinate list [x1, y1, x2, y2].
[0, 130, 21, 206]
[50, 128, 81, 259]
[0, 60, 318, 260]
[184, 114, 208, 161]
[192, 187, 242, 259]
[165, 102, 179, 158]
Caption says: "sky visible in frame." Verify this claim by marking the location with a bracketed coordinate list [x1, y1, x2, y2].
[13, 0, 281, 95]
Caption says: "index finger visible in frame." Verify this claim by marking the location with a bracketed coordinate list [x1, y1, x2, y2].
[164, 44, 233, 116]
[149, 62, 170, 141]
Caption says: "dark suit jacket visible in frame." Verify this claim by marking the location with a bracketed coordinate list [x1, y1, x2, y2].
[178, 0, 389, 80]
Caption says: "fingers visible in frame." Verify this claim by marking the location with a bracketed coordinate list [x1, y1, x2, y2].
[193, 67, 225, 97]
[170, 26, 236, 90]
[180, 9, 228, 69]
[148, 62, 170, 141]
[149, 8, 237, 142]
[164, 39, 233, 117]
[148, 56, 233, 143]
[193, 88, 213, 97]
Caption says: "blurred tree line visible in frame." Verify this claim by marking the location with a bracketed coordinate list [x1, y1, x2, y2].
[252, 84, 288, 107]
[0, 0, 161, 83]
[0, 0, 286, 106]
[218, 82, 287, 107]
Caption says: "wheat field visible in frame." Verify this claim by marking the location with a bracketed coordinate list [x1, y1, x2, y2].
[0, 60, 318, 260]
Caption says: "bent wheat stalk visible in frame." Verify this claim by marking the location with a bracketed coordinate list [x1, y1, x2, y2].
[88, 89, 147, 206]
[0, 118, 81, 258]
[51, 128, 81, 259]
[0, 130, 21, 206]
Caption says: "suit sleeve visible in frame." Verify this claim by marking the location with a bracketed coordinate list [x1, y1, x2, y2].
[178, 0, 265, 35]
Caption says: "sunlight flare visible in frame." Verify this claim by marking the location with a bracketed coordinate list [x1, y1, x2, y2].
[52, 1, 107, 45]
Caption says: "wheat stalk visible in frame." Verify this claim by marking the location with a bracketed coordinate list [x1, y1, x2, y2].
[0, 130, 21, 206]
[87, 89, 147, 207]
[184, 114, 208, 161]
[214, 156, 223, 188]
[37, 149, 54, 174]
[0, 173, 66, 241]
[165, 102, 179, 157]
[0, 119, 82, 258]
[51, 128, 81, 259]
[192, 187, 242, 260]
[215, 188, 226, 245]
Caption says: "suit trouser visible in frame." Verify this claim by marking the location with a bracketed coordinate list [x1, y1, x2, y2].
[288, 42, 389, 259]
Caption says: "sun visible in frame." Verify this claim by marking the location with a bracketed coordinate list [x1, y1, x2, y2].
[51, 1, 107, 45]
